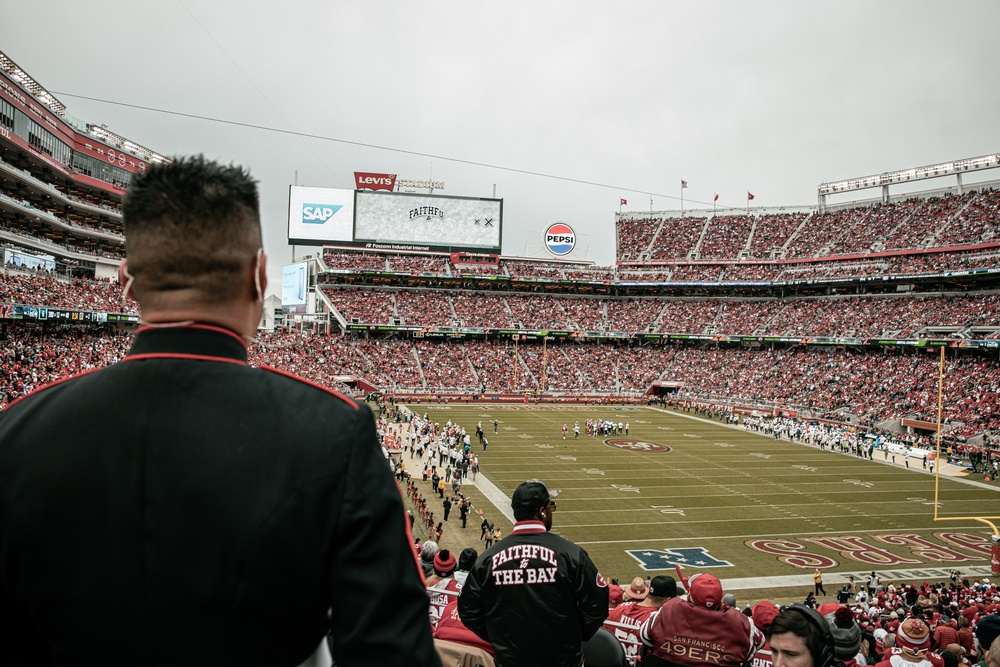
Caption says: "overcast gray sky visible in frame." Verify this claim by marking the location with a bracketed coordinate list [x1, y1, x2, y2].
[3, 1, 999, 293]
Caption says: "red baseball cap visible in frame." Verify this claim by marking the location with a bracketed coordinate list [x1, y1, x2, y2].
[688, 573, 723, 609]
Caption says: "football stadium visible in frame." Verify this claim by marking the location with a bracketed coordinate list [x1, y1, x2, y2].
[2, 34, 1000, 666]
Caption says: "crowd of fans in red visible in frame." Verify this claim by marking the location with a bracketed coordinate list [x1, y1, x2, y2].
[0, 267, 138, 314]
[319, 246, 1000, 285]
[4, 325, 997, 442]
[618, 189, 1000, 262]
[321, 287, 1000, 338]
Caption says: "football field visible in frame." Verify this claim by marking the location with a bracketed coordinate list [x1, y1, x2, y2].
[409, 402, 998, 594]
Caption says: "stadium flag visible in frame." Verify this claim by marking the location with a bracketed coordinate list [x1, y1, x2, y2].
[681, 180, 688, 189]
[714, 194, 719, 202]
[747, 192, 755, 200]
[620, 198, 627, 206]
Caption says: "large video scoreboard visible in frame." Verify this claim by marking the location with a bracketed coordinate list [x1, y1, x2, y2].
[288, 186, 502, 253]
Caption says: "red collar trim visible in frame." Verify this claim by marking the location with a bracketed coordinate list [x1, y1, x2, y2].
[511, 520, 547, 535]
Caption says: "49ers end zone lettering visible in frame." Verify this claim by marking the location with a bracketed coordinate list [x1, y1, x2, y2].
[745, 532, 993, 568]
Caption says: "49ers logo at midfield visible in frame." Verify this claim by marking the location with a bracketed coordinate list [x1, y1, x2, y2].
[605, 439, 670, 453]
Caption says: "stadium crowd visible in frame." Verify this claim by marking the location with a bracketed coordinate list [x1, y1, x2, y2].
[618, 189, 999, 262]
[0, 268, 137, 314]
[320, 287, 1000, 339]
[4, 322, 997, 443]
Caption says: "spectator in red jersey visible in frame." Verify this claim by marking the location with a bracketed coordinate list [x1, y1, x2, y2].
[876, 617, 934, 667]
[433, 598, 495, 665]
[957, 617, 974, 657]
[934, 616, 961, 652]
[606, 575, 678, 665]
[751, 602, 782, 667]
[639, 572, 763, 667]
[427, 549, 461, 630]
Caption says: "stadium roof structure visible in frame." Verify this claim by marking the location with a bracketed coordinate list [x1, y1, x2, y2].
[0, 49, 169, 167]
[0, 51, 65, 115]
[817, 153, 1000, 209]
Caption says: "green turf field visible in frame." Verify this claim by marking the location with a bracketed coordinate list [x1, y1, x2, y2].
[410, 402, 998, 595]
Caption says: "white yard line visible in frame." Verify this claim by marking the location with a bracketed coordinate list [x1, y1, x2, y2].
[462, 473, 516, 525]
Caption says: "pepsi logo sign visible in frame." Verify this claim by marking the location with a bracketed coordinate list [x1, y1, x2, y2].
[605, 439, 670, 453]
[544, 222, 576, 256]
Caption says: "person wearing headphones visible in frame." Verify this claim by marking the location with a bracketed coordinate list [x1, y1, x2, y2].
[0, 155, 439, 667]
[768, 605, 837, 667]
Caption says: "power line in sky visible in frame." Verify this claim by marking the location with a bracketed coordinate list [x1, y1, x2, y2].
[51, 90, 743, 210]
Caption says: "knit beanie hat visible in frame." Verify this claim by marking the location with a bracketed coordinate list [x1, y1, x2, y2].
[895, 617, 931, 655]
[433, 549, 456, 576]
[826, 606, 862, 659]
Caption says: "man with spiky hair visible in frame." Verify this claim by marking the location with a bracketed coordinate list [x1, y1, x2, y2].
[0, 155, 439, 667]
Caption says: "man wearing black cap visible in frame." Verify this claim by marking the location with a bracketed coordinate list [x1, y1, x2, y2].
[458, 478, 609, 667]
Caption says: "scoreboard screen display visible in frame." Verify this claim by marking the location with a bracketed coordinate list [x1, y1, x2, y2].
[354, 191, 502, 253]
[287, 186, 355, 245]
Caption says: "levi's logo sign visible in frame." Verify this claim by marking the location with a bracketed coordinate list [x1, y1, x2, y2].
[302, 204, 342, 224]
[354, 172, 397, 191]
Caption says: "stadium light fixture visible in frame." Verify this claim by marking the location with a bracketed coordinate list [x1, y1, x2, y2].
[0, 50, 67, 116]
[818, 153, 1000, 196]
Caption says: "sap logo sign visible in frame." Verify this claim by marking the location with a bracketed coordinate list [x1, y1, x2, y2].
[544, 222, 576, 256]
[302, 203, 343, 224]
[625, 547, 733, 571]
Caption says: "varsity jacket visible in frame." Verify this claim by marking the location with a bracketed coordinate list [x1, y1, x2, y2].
[458, 519, 609, 667]
[639, 597, 764, 667]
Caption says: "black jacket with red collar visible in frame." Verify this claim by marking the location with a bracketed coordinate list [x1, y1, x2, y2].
[458, 519, 609, 667]
[0, 324, 439, 667]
